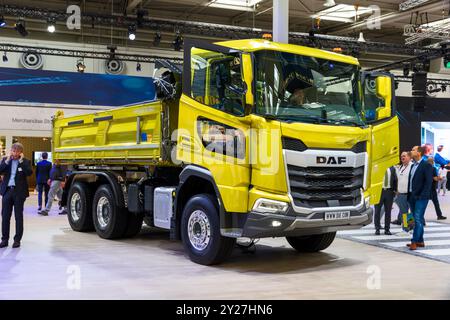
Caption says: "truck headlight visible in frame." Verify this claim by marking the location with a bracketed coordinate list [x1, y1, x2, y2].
[365, 196, 370, 209]
[253, 199, 289, 214]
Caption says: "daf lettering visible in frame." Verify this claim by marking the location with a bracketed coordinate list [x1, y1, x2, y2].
[316, 156, 347, 165]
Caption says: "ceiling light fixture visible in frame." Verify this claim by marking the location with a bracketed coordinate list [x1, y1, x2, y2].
[207, 0, 263, 12]
[357, 32, 366, 42]
[312, 4, 372, 23]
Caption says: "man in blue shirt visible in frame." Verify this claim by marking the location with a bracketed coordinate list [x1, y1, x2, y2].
[434, 145, 450, 168]
[0, 143, 33, 248]
[407, 146, 433, 250]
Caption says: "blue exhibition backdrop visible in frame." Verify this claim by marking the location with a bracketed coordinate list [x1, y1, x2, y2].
[0, 67, 156, 106]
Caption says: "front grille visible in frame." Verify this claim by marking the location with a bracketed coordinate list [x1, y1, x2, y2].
[287, 164, 364, 209]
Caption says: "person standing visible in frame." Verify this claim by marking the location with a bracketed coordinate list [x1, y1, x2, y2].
[35, 152, 52, 211]
[438, 165, 448, 196]
[374, 165, 397, 235]
[427, 157, 447, 220]
[434, 145, 450, 168]
[392, 151, 413, 225]
[38, 159, 67, 216]
[407, 146, 433, 250]
[0, 143, 33, 248]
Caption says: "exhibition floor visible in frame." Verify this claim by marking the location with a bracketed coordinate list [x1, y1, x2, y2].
[1, 194, 450, 300]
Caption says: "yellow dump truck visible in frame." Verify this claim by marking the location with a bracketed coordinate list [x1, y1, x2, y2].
[53, 39, 399, 265]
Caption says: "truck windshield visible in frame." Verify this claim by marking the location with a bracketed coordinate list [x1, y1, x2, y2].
[254, 50, 365, 127]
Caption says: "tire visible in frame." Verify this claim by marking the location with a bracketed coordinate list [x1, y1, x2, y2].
[123, 212, 144, 238]
[286, 232, 336, 253]
[67, 182, 94, 232]
[181, 194, 235, 265]
[92, 184, 128, 239]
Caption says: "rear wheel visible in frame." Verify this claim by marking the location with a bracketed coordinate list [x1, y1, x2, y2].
[67, 182, 94, 232]
[181, 194, 235, 265]
[286, 232, 336, 252]
[93, 184, 127, 239]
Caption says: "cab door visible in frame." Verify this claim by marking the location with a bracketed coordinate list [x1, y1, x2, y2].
[177, 39, 252, 213]
[362, 72, 399, 204]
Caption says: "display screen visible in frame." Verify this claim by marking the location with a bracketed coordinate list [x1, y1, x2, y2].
[33, 151, 52, 166]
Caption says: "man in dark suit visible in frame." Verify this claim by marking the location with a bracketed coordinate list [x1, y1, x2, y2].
[374, 165, 398, 235]
[0, 143, 33, 248]
[35, 152, 52, 211]
[407, 145, 433, 251]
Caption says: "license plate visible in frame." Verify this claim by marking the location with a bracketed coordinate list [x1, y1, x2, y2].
[325, 211, 350, 220]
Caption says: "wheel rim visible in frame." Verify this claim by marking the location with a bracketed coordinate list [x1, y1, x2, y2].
[187, 210, 211, 251]
[70, 193, 82, 222]
[96, 196, 111, 230]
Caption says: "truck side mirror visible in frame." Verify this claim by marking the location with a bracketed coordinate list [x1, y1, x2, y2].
[375, 76, 392, 120]
[362, 72, 394, 123]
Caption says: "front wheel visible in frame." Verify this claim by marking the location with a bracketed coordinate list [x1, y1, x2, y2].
[286, 232, 336, 252]
[181, 194, 235, 265]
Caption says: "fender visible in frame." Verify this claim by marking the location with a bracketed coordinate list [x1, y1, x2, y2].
[67, 171, 125, 208]
[172, 165, 247, 239]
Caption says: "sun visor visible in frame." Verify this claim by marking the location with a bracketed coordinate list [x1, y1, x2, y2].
[283, 65, 314, 93]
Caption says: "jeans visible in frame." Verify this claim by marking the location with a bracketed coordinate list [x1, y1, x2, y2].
[37, 183, 50, 208]
[43, 180, 63, 212]
[395, 193, 409, 222]
[437, 178, 447, 195]
[408, 198, 428, 243]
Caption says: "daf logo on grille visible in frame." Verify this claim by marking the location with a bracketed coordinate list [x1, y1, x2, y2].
[316, 156, 347, 165]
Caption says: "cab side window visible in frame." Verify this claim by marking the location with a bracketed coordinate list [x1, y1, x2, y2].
[362, 75, 386, 123]
[191, 49, 245, 116]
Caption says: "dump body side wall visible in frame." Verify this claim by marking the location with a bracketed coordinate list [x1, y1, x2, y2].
[52, 101, 176, 166]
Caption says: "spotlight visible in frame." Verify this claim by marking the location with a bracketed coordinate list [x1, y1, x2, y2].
[14, 19, 28, 37]
[136, 62, 142, 72]
[76, 58, 86, 73]
[403, 63, 410, 77]
[0, 16, 6, 28]
[2, 52, 8, 62]
[47, 18, 56, 33]
[153, 32, 161, 46]
[136, 10, 148, 28]
[173, 32, 183, 51]
[128, 24, 136, 41]
[108, 45, 117, 59]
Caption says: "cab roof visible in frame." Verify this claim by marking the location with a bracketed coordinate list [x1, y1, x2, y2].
[215, 39, 360, 66]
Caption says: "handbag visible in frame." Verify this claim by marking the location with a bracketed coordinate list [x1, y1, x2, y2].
[402, 212, 415, 232]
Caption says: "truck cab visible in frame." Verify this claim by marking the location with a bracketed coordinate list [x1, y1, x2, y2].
[175, 39, 398, 262]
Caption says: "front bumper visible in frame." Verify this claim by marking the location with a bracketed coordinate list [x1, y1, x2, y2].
[240, 207, 373, 238]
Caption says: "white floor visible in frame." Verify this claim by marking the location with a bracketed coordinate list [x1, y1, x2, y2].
[0, 193, 450, 300]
